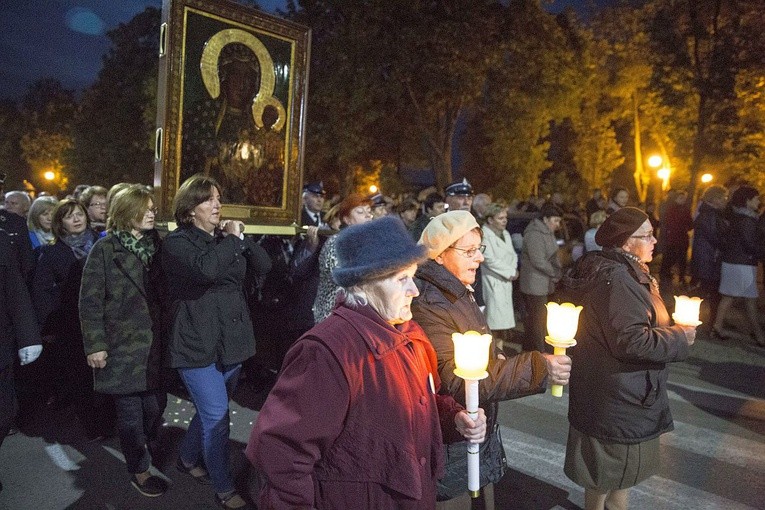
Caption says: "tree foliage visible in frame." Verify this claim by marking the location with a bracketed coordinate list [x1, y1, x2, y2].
[18, 79, 77, 192]
[69, 7, 160, 187]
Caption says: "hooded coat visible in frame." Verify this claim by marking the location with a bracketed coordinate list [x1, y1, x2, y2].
[561, 250, 690, 443]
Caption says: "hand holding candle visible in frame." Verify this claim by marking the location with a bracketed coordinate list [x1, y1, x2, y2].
[672, 295, 702, 326]
[544, 302, 582, 397]
[452, 331, 492, 498]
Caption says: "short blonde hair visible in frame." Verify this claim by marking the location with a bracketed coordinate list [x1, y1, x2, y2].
[107, 185, 154, 232]
[27, 196, 58, 231]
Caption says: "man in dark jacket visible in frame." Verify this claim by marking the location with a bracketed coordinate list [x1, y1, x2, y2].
[411, 210, 571, 509]
[0, 230, 42, 491]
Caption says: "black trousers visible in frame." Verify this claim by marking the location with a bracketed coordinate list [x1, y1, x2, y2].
[521, 293, 549, 353]
[0, 366, 16, 450]
[114, 390, 167, 474]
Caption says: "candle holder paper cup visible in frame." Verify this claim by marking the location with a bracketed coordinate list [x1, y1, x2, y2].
[544, 302, 582, 397]
[672, 295, 703, 327]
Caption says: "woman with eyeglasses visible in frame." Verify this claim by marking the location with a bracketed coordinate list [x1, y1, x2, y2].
[561, 207, 696, 510]
[519, 203, 564, 353]
[412, 210, 571, 507]
[79, 184, 169, 497]
[312, 193, 374, 323]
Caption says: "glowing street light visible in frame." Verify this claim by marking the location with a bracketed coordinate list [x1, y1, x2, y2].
[657, 167, 671, 191]
[44, 171, 56, 181]
[369, 185, 378, 194]
[701, 173, 713, 184]
[647, 155, 663, 168]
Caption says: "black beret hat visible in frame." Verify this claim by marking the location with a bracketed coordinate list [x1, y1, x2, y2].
[333, 216, 427, 287]
[595, 207, 649, 248]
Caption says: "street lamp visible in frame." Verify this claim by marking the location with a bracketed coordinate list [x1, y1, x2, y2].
[647, 155, 663, 168]
[657, 167, 671, 191]
[701, 173, 713, 184]
[369, 185, 378, 194]
[44, 171, 56, 181]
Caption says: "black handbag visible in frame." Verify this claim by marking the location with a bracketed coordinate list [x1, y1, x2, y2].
[436, 424, 508, 501]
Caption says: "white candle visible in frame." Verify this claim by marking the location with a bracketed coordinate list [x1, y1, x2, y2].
[451, 330, 492, 497]
[673, 295, 703, 326]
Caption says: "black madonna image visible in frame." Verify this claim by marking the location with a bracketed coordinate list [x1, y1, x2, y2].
[181, 18, 290, 207]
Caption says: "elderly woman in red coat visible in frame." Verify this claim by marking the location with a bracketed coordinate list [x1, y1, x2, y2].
[246, 216, 487, 509]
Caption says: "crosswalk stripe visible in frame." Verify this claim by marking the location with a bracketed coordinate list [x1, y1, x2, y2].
[499, 426, 759, 510]
[44, 444, 84, 472]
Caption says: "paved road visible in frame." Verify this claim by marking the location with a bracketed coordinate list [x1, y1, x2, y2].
[2, 328, 764, 510]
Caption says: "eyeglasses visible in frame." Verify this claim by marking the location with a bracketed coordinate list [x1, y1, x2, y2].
[144, 207, 158, 216]
[448, 245, 486, 258]
[630, 231, 655, 240]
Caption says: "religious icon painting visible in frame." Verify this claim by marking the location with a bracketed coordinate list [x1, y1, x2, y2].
[154, 0, 310, 231]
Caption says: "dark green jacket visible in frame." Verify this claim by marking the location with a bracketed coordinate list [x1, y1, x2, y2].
[80, 232, 165, 394]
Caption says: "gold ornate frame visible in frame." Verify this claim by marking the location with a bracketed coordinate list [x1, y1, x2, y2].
[153, 0, 310, 232]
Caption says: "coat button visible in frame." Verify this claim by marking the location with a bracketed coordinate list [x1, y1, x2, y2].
[420, 395, 428, 405]
[420, 457, 427, 467]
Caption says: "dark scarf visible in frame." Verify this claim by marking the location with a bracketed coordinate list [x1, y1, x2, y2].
[114, 229, 158, 267]
[62, 230, 95, 260]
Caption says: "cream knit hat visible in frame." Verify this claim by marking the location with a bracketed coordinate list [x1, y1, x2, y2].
[418, 210, 480, 259]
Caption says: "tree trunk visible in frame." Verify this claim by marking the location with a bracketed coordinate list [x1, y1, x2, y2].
[632, 92, 648, 204]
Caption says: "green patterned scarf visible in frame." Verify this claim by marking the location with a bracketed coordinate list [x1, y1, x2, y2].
[114, 230, 158, 267]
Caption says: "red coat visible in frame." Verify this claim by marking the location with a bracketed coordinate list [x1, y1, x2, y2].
[246, 301, 464, 509]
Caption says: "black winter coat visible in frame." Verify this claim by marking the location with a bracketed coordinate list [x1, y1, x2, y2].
[0, 230, 40, 370]
[412, 260, 548, 429]
[690, 201, 726, 281]
[721, 209, 762, 266]
[561, 250, 689, 444]
[31, 232, 98, 341]
[162, 225, 271, 368]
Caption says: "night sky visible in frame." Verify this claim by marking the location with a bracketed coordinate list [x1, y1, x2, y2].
[0, 0, 596, 102]
[0, 0, 287, 101]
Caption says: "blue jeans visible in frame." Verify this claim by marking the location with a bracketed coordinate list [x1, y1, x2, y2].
[178, 363, 241, 494]
[114, 390, 167, 474]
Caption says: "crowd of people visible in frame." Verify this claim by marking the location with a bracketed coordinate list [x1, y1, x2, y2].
[1, 172, 764, 509]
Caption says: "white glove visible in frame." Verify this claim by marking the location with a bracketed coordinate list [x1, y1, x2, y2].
[19, 345, 43, 366]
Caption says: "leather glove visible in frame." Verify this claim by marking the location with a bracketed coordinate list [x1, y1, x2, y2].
[19, 345, 43, 366]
